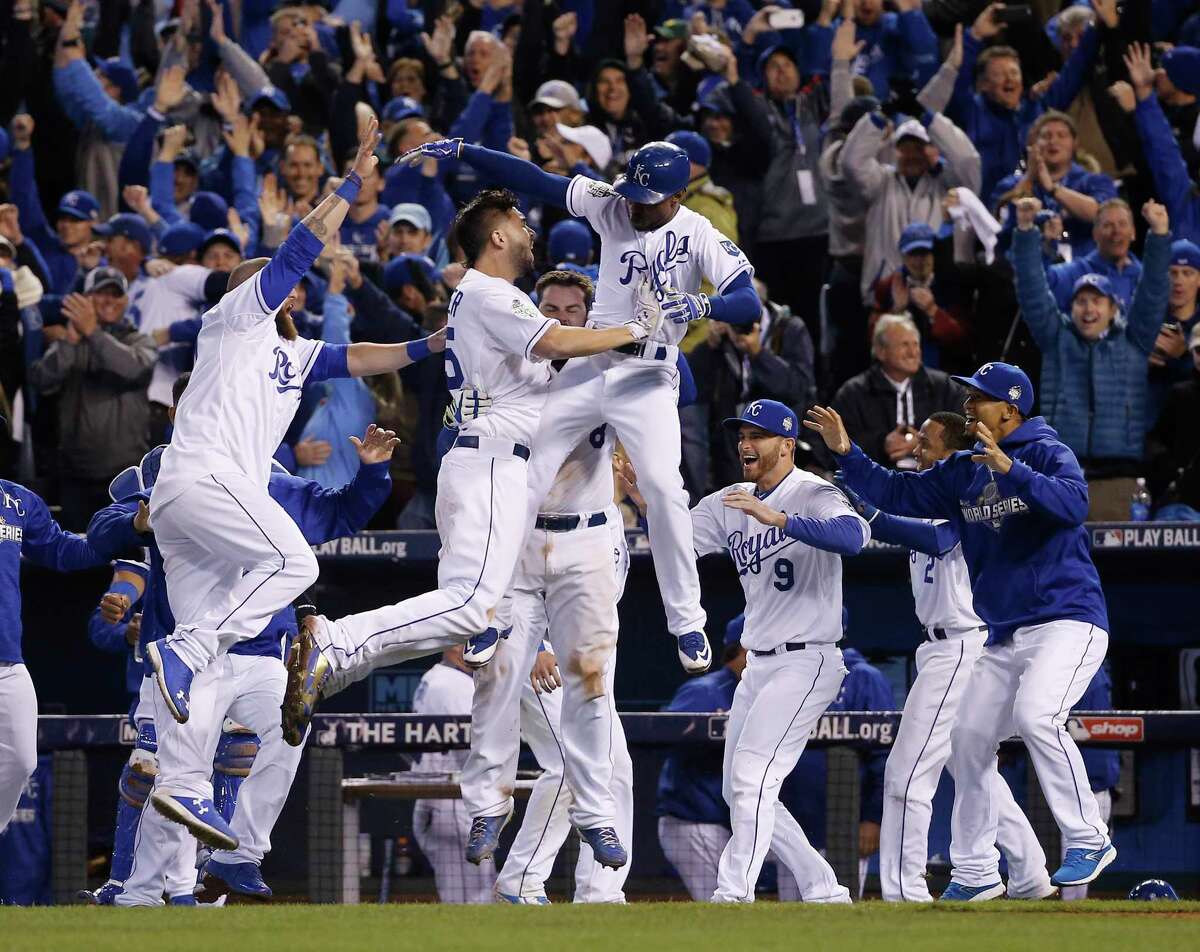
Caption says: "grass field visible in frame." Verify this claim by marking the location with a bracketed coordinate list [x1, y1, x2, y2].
[3, 902, 1199, 952]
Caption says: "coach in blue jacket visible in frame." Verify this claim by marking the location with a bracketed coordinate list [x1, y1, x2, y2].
[805, 360, 1115, 900]
[1011, 195, 1170, 520]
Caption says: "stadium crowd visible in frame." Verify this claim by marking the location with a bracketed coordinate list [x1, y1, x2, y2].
[0, 0, 1199, 528]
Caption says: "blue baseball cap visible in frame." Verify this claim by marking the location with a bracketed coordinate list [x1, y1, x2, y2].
[951, 361, 1034, 416]
[159, 221, 206, 256]
[383, 253, 441, 294]
[756, 43, 798, 87]
[724, 614, 745, 648]
[248, 84, 291, 113]
[665, 130, 712, 169]
[548, 219, 593, 265]
[57, 189, 101, 222]
[83, 265, 129, 295]
[1070, 272, 1117, 303]
[189, 191, 229, 231]
[96, 57, 139, 104]
[898, 222, 936, 254]
[382, 96, 424, 123]
[1170, 239, 1200, 270]
[722, 398, 801, 439]
[94, 213, 153, 252]
[1164, 46, 1200, 96]
[200, 227, 243, 257]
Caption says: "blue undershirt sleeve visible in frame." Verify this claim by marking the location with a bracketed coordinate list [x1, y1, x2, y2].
[782, 513, 867, 556]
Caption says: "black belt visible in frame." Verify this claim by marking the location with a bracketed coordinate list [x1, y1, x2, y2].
[749, 642, 810, 658]
[927, 624, 988, 641]
[453, 435, 531, 460]
[535, 511, 608, 532]
[615, 341, 671, 360]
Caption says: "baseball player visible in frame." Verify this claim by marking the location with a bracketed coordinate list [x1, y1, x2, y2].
[807, 361, 1116, 899]
[0, 456, 109, 836]
[144, 119, 446, 847]
[410, 646, 497, 904]
[83, 374, 397, 901]
[836, 411, 1055, 902]
[623, 399, 871, 903]
[461, 270, 654, 872]
[390, 136, 761, 673]
[282, 190, 659, 744]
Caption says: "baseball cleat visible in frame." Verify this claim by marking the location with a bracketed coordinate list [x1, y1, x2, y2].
[1051, 843, 1116, 887]
[579, 826, 628, 869]
[465, 809, 513, 865]
[494, 890, 550, 905]
[675, 631, 712, 674]
[150, 793, 239, 851]
[146, 639, 193, 724]
[199, 859, 273, 901]
[169, 894, 198, 906]
[463, 626, 507, 669]
[939, 881, 1006, 901]
[281, 616, 331, 747]
[77, 880, 123, 905]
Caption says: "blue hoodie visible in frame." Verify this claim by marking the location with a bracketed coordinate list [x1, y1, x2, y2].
[838, 416, 1109, 644]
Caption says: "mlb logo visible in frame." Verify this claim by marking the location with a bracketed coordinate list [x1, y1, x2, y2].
[119, 721, 139, 746]
[1093, 528, 1124, 547]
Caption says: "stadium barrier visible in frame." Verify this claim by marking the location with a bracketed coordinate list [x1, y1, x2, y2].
[33, 711, 1200, 904]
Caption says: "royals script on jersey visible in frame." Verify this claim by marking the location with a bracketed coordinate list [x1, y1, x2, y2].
[445, 269, 556, 447]
[691, 469, 869, 651]
[906, 521, 985, 633]
[565, 176, 752, 346]
[151, 271, 323, 509]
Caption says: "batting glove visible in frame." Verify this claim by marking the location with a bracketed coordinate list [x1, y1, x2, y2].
[394, 138, 464, 167]
[832, 472, 878, 522]
[447, 386, 493, 425]
[660, 290, 711, 324]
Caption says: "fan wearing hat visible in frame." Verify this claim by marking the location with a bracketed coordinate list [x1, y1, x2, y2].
[28, 266, 157, 529]
[8, 113, 101, 295]
[540, 123, 614, 178]
[666, 130, 737, 245]
[1012, 196, 1171, 519]
[1148, 239, 1200, 405]
[527, 81, 586, 135]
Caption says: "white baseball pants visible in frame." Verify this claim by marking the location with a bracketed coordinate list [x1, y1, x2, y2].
[880, 633, 1050, 901]
[313, 445, 530, 680]
[713, 645, 850, 903]
[0, 664, 38, 835]
[1061, 789, 1112, 900]
[658, 816, 729, 901]
[524, 355, 704, 636]
[413, 798, 497, 903]
[152, 472, 318, 673]
[949, 621, 1110, 887]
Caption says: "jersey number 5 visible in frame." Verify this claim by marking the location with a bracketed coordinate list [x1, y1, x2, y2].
[445, 290, 465, 389]
[773, 559, 794, 592]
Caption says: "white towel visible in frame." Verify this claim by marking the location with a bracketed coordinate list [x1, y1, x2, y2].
[947, 187, 1002, 264]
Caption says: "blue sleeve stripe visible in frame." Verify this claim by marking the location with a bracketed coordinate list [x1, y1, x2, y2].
[718, 265, 753, 295]
[299, 341, 323, 379]
[254, 274, 269, 314]
[524, 318, 555, 360]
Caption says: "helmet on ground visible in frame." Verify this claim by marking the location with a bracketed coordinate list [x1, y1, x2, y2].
[613, 141, 690, 204]
[1128, 879, 1179, 901]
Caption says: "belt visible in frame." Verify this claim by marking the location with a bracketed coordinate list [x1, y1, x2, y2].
[453, 435, 531, 460]
[749, 642, 810, 658]
[615, 340, 672, 360]
[926, 624, 988, 641]
[534, 511, 608, 532]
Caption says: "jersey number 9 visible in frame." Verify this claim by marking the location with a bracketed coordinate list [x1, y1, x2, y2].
[773, 559, 794, 592]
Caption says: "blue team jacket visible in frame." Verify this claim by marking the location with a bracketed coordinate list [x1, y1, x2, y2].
[839, 416, 1109, 644]
[0, 480, 108, 663]
[87, 455, 391, 660]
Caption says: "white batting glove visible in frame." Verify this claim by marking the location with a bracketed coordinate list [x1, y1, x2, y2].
[446, 386, 493, 425]
[660, 290, 710, 324]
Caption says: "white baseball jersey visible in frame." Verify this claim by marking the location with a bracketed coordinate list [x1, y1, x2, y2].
[691, 469, 869, 651]
[135, 265, 212, 406]
[906, 522, 985, 632]
[412, 662, 474, 774]
[446, 268, 556, 446]
[538, 422, 616, 515]
[564, 175, 752, 346]
[151, 270, 323, 509]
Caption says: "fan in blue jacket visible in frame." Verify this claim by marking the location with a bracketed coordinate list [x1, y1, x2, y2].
[805, 359, 1117, 898]
[1011, 196, 1170, 471]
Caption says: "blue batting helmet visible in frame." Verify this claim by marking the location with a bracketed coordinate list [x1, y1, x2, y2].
[1128, 879, 1180, 901]
[613, 141, 690, 204]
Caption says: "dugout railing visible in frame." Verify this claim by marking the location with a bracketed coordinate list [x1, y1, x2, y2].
[35, 711, 1200, 904]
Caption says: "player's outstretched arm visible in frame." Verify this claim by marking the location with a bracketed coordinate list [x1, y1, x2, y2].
[342, 327, 447, 378]
[531, 322, 644, 359]
[833, 472, 960, 557]
[720, 488, 869, 556]
[20, 489, 108, 571]
[395, 138, 570, 208]
[257, 118, 382, 311]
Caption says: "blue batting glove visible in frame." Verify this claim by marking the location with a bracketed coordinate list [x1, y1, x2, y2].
[660, 290, 710, 324]
[394, 138, 464, 167]
[832, 472, 877, 521]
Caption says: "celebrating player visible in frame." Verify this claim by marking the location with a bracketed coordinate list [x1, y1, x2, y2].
[807, 362, 1116, 899]
[835, 412, 1055, 902]
[391, 135, 760, 675]
[461, 270, 644, 878]
[621, 399, 870, 903]
[282, 191, 661, 745]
